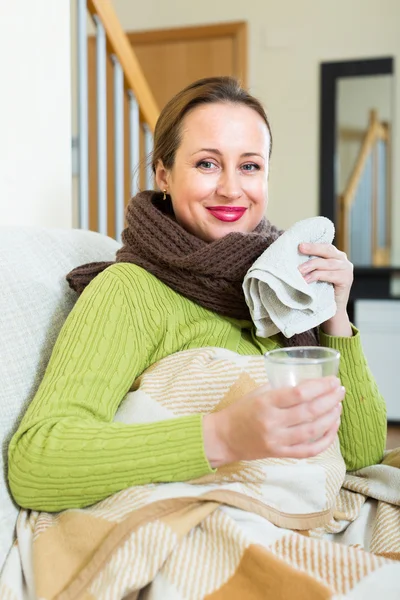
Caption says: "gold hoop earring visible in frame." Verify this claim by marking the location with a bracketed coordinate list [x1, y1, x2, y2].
[163, 189, 167, 201]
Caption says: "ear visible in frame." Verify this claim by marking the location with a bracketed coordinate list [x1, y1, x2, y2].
[155, 159, 170, 192]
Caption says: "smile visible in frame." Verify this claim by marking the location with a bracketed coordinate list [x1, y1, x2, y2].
[206, 206, 247, 222]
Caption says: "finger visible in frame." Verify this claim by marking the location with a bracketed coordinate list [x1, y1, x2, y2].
[281, 402, 342, 446]
[304, 270, 351, 285]
[299, 258, 347, 275]
[299, 243, 345, 259]
[270, 376, 341, 409]
[278, 420, 340, 459]
[283, 385, 345, 427]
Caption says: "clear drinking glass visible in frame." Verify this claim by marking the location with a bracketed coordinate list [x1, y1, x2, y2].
[264, 347, 340, 388]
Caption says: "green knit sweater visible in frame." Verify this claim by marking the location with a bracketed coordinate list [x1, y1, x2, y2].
[8, 263, 387, 511]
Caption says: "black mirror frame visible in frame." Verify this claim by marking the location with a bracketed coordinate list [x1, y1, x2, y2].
[319, 57, 394, 229]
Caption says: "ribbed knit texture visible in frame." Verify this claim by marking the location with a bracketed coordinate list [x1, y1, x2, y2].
[66, 190, 318, 347]
[66, 191, 279, 318]
[8, 264, 386, 512]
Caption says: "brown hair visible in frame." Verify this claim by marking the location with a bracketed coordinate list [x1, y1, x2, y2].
[151, 76, 272, 174]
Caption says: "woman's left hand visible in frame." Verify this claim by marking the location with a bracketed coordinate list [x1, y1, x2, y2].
[298, 242, 354, 336]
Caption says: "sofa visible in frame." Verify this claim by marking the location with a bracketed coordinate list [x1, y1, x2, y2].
[0, 227, 121, 571]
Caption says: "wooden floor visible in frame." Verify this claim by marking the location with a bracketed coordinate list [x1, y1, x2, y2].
[387, 425, 400, 449]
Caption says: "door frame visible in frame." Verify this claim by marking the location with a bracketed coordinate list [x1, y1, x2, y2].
[127, 21, 248, 86]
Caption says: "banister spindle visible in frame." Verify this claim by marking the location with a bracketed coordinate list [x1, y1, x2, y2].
[93, 15, 107, 235]
[128, 91, 140, 199]
[143, 124, 154, 190]
[112, 55, 124, 242]
[77, 0, 89, 230]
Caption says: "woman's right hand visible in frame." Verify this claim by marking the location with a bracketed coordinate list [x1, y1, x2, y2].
[202, 376, 344, 468]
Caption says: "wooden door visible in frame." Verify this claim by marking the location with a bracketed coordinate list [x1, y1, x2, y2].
[88, 22, 247, 237]
[128, 22, 247, 112]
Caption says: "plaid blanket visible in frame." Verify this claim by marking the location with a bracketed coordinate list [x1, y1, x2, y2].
[1, 348, 399, 599]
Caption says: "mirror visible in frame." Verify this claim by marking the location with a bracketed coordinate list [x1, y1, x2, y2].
[319, 58, 398, 269]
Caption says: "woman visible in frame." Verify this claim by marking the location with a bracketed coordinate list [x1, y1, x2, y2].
[8, 76, 386, 512]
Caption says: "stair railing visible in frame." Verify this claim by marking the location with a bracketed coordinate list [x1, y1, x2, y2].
[77, 0, 159, 240]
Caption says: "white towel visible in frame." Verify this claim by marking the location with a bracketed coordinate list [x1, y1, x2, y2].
[243, 217, 337, 338]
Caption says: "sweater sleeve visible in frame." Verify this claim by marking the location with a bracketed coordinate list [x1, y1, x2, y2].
[319, 326, 387, 471]
[8, 268, 212, 512]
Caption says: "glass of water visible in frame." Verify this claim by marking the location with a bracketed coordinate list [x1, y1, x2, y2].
[264, 347, 340, 388]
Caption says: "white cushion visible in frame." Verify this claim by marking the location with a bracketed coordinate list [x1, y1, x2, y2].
[0, 227, 121, 570]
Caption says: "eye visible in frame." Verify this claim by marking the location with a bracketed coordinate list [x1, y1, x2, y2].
[196, 160, 217, 170]
[241, 163, 260, 172]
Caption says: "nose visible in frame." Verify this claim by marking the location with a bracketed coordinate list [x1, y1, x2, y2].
[216, 168, 243, 200]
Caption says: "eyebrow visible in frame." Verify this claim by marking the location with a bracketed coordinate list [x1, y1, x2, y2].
[192, 148, 265, 159]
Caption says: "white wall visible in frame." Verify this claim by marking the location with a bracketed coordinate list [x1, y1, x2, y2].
[338, 75, 392, 130]
[337, 75, 392, 192]
[336, 74, 398, 265]
[0, 0, 72, 228]
[110, 0, 400, 261]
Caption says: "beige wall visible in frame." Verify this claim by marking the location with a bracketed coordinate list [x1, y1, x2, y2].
[0, 0, 72, 228]
[109, 0, 400, 262]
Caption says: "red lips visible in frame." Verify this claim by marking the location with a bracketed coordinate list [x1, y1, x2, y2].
[206, 206, 247, 222]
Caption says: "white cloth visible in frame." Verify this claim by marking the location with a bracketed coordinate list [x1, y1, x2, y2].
[243, 216, 337, 338]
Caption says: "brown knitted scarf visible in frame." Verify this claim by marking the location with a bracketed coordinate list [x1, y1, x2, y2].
[67, 191, 318, 347]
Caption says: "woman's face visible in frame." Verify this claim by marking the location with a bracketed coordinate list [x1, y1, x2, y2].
[155, 102, 271, 243]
